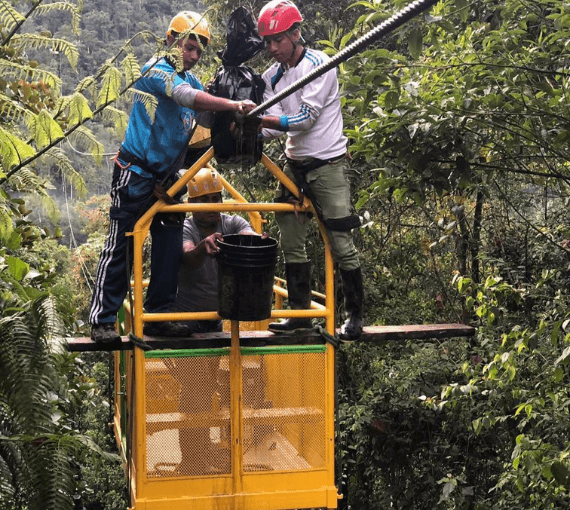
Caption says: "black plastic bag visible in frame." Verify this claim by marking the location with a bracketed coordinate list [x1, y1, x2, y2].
[217, 6, 265, 67]
[210, 8, 266, 166]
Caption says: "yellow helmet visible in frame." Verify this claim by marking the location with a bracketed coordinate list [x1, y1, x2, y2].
[187, 167, 224, 198]
[167, 11, 211, 45]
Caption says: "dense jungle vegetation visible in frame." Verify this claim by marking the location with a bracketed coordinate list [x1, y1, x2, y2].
[2, 0, 570, 508]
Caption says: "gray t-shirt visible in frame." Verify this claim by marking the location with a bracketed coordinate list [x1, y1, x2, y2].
[175, 214, 253, 313]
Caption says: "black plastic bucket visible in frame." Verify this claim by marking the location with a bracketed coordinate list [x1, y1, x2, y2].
[217, 234, 278, 321]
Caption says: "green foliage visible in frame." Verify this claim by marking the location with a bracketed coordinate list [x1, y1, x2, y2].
[5, 0, 570, 509]
[327, 1, 570, 508]
[0, 0, 166, 200]
[11, 33, 79, 69]
[0, 191, 124, 509]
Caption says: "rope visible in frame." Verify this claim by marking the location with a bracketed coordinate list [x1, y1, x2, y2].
[314, 324, 339, 349]
[128, 332, 153, 351]
[248, 0, 439, 118]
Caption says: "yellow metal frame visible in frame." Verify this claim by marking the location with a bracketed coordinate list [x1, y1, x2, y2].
[115, 147, 339, 510]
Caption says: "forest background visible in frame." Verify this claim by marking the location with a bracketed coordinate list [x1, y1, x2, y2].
[2, 0, 570, 508]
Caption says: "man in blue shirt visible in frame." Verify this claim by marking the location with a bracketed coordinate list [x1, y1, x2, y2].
[89, 12, 255, 343]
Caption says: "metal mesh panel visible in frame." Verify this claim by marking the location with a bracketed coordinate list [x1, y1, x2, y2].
[241, 351, 327, 472]
[145, 354, 231, 478]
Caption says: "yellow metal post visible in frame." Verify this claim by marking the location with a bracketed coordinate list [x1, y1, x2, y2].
[230, 320, 244, 510]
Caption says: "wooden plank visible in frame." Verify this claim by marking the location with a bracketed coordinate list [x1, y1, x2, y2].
[146, 407, 324, 434]
[64, 323, 475, 352]
[360, 324, 475, 343]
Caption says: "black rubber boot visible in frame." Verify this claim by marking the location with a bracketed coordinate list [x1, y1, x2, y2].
[339, 267, 364, 341]
[269, 262, 313, 333]
[144, 321, 189, 337]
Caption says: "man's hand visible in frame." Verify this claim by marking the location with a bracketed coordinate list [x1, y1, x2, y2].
[234, 99, 256, 116]
[201, 232, 223, 256]
[153, 183, 180, 204]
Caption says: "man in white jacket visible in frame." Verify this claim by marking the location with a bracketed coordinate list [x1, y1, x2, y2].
[257, 0, 364, 340]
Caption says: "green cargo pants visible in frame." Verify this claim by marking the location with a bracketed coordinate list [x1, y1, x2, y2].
[275, 158, 360, 271]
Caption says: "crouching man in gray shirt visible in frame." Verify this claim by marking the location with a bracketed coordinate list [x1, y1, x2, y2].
[174, 167, 255, 334]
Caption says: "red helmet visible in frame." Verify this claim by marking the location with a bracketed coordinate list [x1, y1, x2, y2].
[258, 0, 303, 37]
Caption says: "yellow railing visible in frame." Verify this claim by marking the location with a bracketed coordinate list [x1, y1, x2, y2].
[115, 148, 339, 510]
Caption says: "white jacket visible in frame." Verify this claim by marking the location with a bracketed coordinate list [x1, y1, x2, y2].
[261, 48, 347, 161]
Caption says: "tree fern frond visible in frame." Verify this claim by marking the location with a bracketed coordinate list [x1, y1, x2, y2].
[25, 110, 65, 149]
[11, 34, 79, 70]
[0, 127, 36, 174]
[0, 59, 61, 91]
[0, 438, 21, 503]
[164, 46, 184, 73]
[0, 0, 25, 33]
[0, 205, 14, 241]
[100, 105, 129, 138]
[9, 166, 48, 194]
[31, 294, 64, 345]
[96, 65, 123, 107]
[75, 76, 96, 97]
[67, 126, 104, 165]
[0, 92, 30, 124]
[64, 91, 93, 125]
[136, 29, 162, 48]
[52, 94, 72, 119]
[41, 147, 87, 198]
[8, 168, 59, 222]
[147, 64, 176, 98]
[24, 431, 112, 510]
[132, 88, 158, 123]
[121, 52, 142, 86]
[32, 2, 81, 35]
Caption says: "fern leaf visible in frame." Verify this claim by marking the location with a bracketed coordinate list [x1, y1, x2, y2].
[165, 46, 184, 73]
[11, 167, 59, 220]
[67, 126, 104, 165]
[0, 0, 25, 32]
[10, 165, 53, 193]
[149, 66, 176, 97]
[32, 2, 81, 35]
[132, 89, 158, 123]
[121, 52, 142, 86]
[100, 105, 129, 138]
[11, 34, 79, 70]
[0, 205, 13, 241]
[0, 59, 61, 91]
[41, 147, 87, 197]
[75, 76, 96, 98]
[0, 92, 34, 124]
[27, 437, 76, 510]
[66, 91, 93, 124]
[146, 60, 176, 90]
[0, 127, 36, 174]
[97, 65, 123, 107]
[32, 295, 64, 343]
[26, 111, 64, 149]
